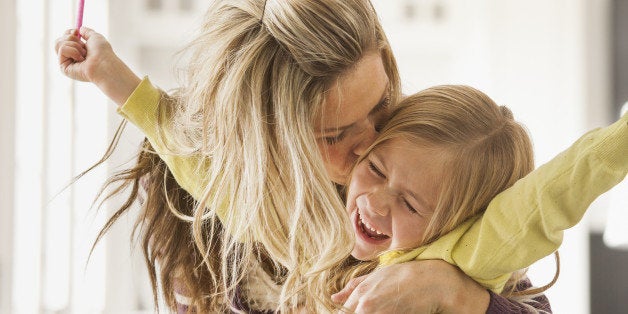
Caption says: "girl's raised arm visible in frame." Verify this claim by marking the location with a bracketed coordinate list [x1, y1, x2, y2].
[55, 27, 141, 106]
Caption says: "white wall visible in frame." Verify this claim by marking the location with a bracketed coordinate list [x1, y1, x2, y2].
[0, 0, 16, 312]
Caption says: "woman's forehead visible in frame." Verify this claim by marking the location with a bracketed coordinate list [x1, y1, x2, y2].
[316, 52, 389, 132]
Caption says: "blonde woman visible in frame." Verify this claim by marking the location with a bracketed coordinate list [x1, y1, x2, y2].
[54, 0, 561, 312]
[341, 85, 627, 312]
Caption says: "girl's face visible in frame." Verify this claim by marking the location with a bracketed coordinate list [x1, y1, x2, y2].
[345, 138, 447, 261]
[315, 52, 390, 185]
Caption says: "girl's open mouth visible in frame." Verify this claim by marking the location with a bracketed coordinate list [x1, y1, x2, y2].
[355, 210, 390, 242]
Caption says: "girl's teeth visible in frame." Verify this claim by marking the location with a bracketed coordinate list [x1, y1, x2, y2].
[359, 213, 386, 236]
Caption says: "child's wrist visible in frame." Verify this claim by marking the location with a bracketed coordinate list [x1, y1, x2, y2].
[93, 56, 141, 106]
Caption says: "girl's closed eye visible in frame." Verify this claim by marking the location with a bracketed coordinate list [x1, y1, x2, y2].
[367, 161, 385, 178]
[367, 159, 422, 216]
[403, 199, 419, 215]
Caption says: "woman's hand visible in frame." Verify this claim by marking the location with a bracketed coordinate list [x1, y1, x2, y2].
[332, 260, 490, 314]
[54, 27, 141, 106]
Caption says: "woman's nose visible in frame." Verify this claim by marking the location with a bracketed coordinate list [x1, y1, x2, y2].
[352, 120, 378, 156]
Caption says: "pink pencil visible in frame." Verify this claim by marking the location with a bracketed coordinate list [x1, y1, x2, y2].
[76, 0, 85, 38]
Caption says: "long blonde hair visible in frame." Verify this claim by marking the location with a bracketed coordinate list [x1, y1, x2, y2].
[116, 0, 402, 312]
[338, 85, 557, 300]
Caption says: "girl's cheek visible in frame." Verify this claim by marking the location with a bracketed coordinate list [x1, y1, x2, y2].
[357, 164, 376, 186]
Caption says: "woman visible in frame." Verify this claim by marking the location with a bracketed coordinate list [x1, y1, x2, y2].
[56, 0, 553, 312]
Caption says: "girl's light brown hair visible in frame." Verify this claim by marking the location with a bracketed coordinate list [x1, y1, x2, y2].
[375, 85, 535, 244]
[343, 85, 557, 299]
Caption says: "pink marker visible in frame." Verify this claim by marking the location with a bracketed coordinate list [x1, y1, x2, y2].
[76, 0, 85, 38]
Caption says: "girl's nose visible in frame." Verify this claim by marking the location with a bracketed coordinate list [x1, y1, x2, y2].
[357, 190, 391, 217]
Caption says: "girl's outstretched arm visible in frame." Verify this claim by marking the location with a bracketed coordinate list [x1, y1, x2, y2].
[55, 28, 207, 201]
[55, 27, 141, 106]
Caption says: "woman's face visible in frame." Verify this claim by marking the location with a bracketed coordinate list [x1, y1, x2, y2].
[345, 138, 445, 261]
[315, 52, 391, 185]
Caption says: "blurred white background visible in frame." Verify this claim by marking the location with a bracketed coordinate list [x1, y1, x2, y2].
[0, 0, 626, 313]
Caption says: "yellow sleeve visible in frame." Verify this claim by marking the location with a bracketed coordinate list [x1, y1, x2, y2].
[380, 113, 628, 293]
[116, 77, 208, 201]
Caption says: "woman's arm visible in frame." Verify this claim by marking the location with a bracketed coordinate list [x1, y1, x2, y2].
[333, 261, 552, 313]
[333, 260, 489, 313]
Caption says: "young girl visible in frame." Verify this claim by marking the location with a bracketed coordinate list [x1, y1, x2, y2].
[342, 85, 627, 298]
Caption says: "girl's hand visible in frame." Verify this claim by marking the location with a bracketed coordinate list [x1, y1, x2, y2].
[55, 27, 109, 83]
[54, 27, 141, 106]
[332, 260, 490, 314]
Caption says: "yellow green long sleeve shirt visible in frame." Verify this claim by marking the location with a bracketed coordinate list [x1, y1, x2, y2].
[380, 112, 627, 292]
[117, 78, 209, 202]
[118, 77, 628, 293]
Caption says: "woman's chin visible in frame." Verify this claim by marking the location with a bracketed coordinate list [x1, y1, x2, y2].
[330, 176, 348, 185]
[328, 168, 350, 185]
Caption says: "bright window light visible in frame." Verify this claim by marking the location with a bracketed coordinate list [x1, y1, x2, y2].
[12, 0, 109, 312]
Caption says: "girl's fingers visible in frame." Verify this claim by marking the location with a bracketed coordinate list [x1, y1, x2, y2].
[63, 28, 81, 38]
[55, 35, 86, 54]
[79, 26, 96, 40]
[58, 45, 85, 63]
[60, 58, 74, 73]
[65, 41, 87, 56]
[54, 36, 66, 53]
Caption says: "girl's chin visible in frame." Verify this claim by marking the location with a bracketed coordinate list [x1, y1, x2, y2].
[350, 247, 376, 261]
